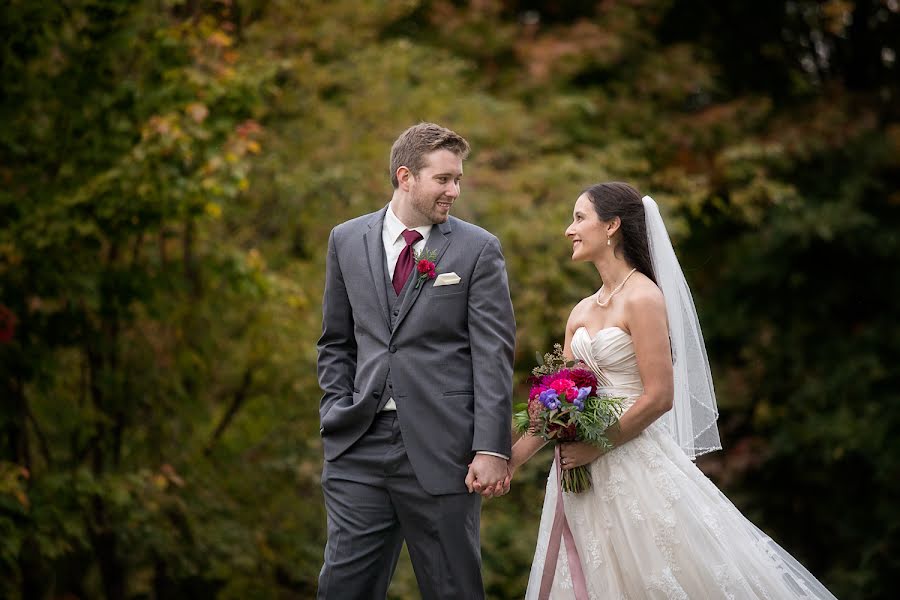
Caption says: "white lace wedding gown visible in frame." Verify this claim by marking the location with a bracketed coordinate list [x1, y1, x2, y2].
[525, 326, 838, 599]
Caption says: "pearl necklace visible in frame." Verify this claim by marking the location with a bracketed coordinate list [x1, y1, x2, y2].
[595, 268, 637, 307]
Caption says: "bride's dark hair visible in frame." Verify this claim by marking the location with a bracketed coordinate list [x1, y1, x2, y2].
[583, 182, 657, 285]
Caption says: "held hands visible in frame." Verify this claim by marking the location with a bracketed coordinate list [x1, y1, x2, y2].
[465, 454, 513, 499]
[463, 442, 606, 496]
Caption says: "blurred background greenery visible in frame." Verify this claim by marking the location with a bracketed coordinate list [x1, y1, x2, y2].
[1, 0, 898, 598]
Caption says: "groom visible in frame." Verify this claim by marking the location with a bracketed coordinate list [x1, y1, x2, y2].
[316, 123, 516, 599]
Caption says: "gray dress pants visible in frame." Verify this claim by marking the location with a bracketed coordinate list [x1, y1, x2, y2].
[318, 412, 484, 600]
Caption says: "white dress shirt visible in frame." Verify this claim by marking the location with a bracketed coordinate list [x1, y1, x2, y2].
[383, 203, 432, 283]
[379, 205, 507, 460]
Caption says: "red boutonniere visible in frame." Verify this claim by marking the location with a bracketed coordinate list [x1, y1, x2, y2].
[414, 248, 438, 289]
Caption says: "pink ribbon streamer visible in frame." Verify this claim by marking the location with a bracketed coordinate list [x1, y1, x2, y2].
[538, 445, 589, 600]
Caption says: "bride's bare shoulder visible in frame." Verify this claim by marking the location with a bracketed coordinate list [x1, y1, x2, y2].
[571, 294, 596, 316]
[625, 274, 666, 311]
[565, 295, 594, 329]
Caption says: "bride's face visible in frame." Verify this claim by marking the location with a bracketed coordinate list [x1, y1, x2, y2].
[566, 194, 607, 261]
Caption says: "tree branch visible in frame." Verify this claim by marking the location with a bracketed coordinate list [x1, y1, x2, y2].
[204, 367, 254, 455]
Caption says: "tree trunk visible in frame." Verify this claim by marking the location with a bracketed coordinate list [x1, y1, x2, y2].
[183, 218, 201, 297]
[89, 496, 126, 600]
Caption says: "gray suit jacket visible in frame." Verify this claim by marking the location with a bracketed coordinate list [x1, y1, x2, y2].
[317, 206, 516, 495]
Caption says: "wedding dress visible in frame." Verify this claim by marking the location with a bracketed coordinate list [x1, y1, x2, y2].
[524, 325, 838, 600]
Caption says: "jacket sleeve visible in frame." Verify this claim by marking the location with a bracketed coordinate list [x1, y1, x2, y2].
[316, 228, 357, 423]
[467, 236, 516, 456]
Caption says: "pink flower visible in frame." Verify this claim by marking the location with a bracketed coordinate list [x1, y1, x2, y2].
[529, 383, 548, 400]
[549, 378, 578, 401]
[549, 378, 573, 393]
[527, 395, 544, 426]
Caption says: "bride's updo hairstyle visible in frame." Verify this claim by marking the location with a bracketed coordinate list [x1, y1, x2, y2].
[583, 182, 657, 285]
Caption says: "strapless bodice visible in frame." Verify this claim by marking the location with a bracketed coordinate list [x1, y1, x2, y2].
[571, 326, 643, 394]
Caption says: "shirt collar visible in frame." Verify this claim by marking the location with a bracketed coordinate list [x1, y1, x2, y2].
[385, 203, 431, 244]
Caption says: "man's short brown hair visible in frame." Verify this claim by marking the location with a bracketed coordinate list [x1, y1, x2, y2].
[389, 123, 470, 188]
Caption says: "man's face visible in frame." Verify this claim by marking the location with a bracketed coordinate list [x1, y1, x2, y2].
[406, 149, 463, 225]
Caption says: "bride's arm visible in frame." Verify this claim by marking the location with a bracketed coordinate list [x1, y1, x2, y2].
[560, 289, 674, 469]
[604, 289, 674, 446]
[493, 432, 546, 496]
[509, 434, 547, 471]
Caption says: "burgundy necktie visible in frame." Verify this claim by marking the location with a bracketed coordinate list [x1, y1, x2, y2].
[392, 229, 423, 294]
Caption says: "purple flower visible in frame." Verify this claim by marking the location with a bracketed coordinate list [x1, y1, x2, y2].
[576, 387, 591, 401]
[539, 389, 560, 409]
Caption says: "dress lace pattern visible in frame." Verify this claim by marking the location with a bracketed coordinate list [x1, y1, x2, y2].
[524, 327, 838, 599]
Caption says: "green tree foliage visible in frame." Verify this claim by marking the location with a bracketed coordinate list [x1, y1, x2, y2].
[1, 0, 897, 598]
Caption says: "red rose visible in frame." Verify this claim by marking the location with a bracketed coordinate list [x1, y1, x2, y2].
[568, 368, 598, 390]
[556, 422, 578, 441]
[417, 259, 435, 274]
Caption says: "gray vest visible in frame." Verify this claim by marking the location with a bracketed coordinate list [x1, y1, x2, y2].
[379, 245, 417, 409]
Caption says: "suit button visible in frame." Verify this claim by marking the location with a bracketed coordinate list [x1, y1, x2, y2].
[392, 309, 399, 316]
[373, 391, 381, 399]
[389, 345, 397, 353]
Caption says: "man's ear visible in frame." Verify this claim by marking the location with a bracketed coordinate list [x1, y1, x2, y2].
[397, 166, 413, 192]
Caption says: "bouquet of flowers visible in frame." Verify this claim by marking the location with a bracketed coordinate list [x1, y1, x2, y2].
[513, 344, 625, 493]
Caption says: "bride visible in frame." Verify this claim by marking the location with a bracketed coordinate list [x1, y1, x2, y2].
[503, 182, 838, 599]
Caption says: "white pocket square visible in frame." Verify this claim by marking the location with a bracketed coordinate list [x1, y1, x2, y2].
[433, 272, 461, 287]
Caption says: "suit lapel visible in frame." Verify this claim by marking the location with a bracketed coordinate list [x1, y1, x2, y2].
[363, 206, 391, 330]
[393, 220, 453, 330]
